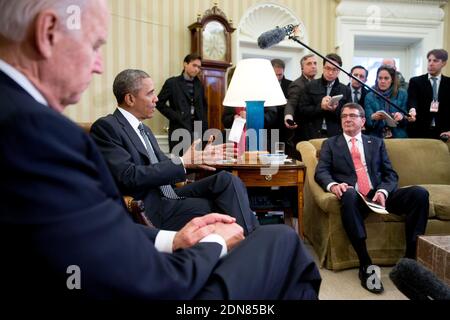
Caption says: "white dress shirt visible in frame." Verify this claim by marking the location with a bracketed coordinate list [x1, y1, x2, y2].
[0, 59, 48, 106]
[327, 133, 388, 198]
[0, 61, 226, 258]
[117, 108, 227, 257]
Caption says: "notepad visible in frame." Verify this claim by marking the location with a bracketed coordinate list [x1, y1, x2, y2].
[228, 117, 246, 143]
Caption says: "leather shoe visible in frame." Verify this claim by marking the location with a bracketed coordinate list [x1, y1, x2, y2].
[359, 265, 384, 294]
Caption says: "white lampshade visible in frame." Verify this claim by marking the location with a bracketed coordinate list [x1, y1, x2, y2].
[223, 58, 287, 107]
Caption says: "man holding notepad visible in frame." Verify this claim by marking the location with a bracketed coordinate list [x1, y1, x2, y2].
[315, 103, 429, 294]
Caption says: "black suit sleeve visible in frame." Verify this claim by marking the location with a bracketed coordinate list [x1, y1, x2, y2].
[375, 140, 398, 194]
[314, 139, 336, 190]
[156, 79, 183, 125]
[407, 77, 420, 110]
[285, 80, 303, 117]
[1, 111, 223, 299]
[90, 118, 186, 193]
[298, 83, 324, 117]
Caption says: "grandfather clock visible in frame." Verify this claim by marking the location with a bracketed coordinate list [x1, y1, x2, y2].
[188, 4, 235, 131]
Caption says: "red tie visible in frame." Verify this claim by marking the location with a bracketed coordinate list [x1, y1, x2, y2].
[350, 137, 371, 196]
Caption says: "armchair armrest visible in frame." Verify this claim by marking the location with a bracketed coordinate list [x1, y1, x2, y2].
[123, 196, 153, 227]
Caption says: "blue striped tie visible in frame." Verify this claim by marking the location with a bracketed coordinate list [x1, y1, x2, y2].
[138, 123, 183, 200]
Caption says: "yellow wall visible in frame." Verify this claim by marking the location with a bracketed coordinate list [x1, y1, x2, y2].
[65, 0, 449, 134]
[65, 0, 337, 134]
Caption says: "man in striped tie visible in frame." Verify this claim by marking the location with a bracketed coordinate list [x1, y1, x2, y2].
[314, 103, 429, 294]
[91, 69, 259, 235]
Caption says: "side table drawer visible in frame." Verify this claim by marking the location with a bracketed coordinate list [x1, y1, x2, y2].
[237, 169, 300, 187]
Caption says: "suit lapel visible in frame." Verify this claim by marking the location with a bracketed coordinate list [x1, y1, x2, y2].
[362, 135, 373, 176]
[113, 109, 149, 160]
[177, 74, 191, 101]
[337, 135, 354, 170]
[423, 74, 433, 100]
[439, 75, 450, 101]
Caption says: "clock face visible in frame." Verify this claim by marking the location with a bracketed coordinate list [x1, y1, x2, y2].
[202, 21, 227, 61]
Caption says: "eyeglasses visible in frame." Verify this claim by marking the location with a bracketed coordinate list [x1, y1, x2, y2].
[324, 66, 339, 73]
[340, 113, 362, 119]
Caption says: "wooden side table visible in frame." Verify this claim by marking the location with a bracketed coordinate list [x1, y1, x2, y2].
[214, 161, 306, 238]
[417, 235, 450, 286]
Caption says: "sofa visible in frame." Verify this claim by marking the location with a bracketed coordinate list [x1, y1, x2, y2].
[298, 138, 450, 270]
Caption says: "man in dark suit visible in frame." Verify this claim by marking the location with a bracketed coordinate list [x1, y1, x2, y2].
[156, 53, 208, 153]
[295, 53, 351, 142]
[315, 103, 428, 294]
[348, 65, 369, 109]
[91, 69, 259, 234]
[407, 49, 450, 140]
[0, 0, 321, 300]
[284, 54, 317, 158]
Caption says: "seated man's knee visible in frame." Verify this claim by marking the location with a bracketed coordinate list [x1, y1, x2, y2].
[341, 187, 358, 202]
[216, 170, 233, 182]
[407, 186, 430, 201]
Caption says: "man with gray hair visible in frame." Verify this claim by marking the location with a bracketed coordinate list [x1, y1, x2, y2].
[381, 58, 408, 91]
[90, 69, 259, 234]
[284, 53, 318, 158]
[0, 0, 320, 300]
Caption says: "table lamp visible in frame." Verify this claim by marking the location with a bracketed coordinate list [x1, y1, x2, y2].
[223, 58, 286, 152]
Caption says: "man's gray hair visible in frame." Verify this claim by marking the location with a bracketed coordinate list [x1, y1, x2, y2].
[0, 0, 87, 42]
[113, 69, 151, 105]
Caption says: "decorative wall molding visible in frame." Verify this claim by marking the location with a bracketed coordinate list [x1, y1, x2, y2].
[239, 3, 306, 44]
[236, 3, 308, 81]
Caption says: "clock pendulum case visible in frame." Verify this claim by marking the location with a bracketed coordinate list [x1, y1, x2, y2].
[188, 4, 235, 131]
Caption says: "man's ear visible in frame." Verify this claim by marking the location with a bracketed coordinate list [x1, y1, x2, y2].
[124, 93, 135, 106]
[34, 10, 60, 58]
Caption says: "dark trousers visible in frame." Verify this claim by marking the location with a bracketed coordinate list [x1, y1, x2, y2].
[158, 171, 259, 235]
[340, 186, 429, 263]
[195, 224, 321, 299]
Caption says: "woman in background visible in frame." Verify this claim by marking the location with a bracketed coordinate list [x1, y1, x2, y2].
[364, 65, 409, 138]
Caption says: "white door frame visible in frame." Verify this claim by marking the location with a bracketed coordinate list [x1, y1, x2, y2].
[336, 0, 445, 82]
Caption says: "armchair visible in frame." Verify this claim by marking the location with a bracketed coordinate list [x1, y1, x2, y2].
[298, 138, 450, 270]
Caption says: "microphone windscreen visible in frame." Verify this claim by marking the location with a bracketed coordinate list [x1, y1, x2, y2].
[257, 28, 287, 49]
[389, 258, 450, 300]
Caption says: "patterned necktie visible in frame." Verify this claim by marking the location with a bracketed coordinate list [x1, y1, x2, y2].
[353, 90, 359, 103]
[350, 138, 371, 196]
[138, 123, 183, 200]
[431, 77, 438, 101]
[431, 77, 438, 127]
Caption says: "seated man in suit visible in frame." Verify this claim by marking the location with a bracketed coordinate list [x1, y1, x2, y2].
[0, 0, 321, 300]
[91, 69, 259, 235]
[315, 103, 429, 294]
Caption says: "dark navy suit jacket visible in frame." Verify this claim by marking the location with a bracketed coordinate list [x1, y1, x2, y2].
[315, 134, 398, 194]
[90, 110, 188, 226]
[407, 74, 450, 138]
[0, 71, 222, 300]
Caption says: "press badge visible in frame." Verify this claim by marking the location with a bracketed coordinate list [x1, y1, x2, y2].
[430, 101, 439, 113]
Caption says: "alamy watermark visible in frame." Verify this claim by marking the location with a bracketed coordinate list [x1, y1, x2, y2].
[366, 265, 382, 290]
[66, 265, 81, 290]
[66, 5, 81, 30]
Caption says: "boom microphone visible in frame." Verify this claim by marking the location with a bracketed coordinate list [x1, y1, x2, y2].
[257, 25, 297, 49]
[389, 258, 450, 300]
